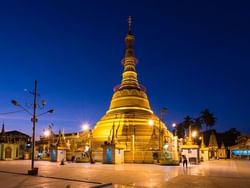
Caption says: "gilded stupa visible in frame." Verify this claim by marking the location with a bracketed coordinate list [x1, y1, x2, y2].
[92, 17, 174, 163]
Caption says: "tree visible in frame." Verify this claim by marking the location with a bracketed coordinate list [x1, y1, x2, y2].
[182, 116, 193, 137]
[200, 109, 216, 130]
[221, 128, 241, 147]
[176, 123, 185, 139]
[236, 135, 248, 145]
[192, 117, 202, 132]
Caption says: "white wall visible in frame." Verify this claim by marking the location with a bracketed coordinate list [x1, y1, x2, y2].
[57, 150, 66, 162]
[115, 149, 124, 164]
[181, 148, 199, 162]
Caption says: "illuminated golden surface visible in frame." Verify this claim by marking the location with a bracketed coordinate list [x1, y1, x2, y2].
[91, 20, 174, 163]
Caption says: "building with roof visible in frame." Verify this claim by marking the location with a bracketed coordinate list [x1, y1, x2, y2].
[0, 123, 31, 160]
[229, 135, 250, 159]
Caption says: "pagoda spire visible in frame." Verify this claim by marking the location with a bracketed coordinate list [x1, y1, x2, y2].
[201, 134, 206, 148]
[56, 129, 66, 148]
[186, 125, 193, 145]
[124, 16, 135, 58]
[128, 16, 132, 34]
[107, 17, 152, 113]
[119, 16, 140, 90]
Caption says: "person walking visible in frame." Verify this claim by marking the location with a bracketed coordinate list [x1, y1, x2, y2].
[182, 155, 188, 168]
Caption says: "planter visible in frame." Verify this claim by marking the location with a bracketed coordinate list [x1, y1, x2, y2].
[28, 168, 38, 176]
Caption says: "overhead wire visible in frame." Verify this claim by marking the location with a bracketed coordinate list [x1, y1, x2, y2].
[0, 110, 25, 115]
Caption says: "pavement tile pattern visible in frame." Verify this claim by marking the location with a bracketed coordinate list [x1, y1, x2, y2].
[0, 160, 250, 187]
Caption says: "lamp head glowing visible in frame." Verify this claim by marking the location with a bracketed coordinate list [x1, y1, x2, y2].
[44, 130, 50, 137]
[82, 123, 90, 131]
[192, 130, 197, 138]
[148, 119, 154, 127]
[172, 123, 176, 128]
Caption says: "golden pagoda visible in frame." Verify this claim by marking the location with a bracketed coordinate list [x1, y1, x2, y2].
[91, 17, 174, 163]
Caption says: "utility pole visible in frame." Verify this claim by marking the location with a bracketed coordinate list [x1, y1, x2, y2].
[11, 80, 54, 175]
[31, 80, 37, 171]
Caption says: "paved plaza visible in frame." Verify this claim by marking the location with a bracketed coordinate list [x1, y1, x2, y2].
[0, 160, 250, 188]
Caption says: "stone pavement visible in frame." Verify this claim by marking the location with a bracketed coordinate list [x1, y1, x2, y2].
[0, 171, 97, 188]
[0, 160, 250, 187]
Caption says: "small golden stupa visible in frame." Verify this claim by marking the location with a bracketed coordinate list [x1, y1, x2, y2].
[92, 17, 173, 163]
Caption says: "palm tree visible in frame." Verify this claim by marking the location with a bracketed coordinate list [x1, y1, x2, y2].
[192, 117, 202, 132]
[182, 115, 193, 137]
[192, 117, 202, 144]
[200, 109, 216, 130]
[176, 123, 185, 139]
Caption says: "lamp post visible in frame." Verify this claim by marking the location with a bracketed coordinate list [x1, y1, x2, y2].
[172, 123, 176, 136]
[148, 119, 154, 127]
[192, 130, 198, 144]
[159, 107, 167, 152]
[148, 119, 156, 139]
[11, 80, 54, 175]
[44, 129, 50, 155]
[43, 124, 54, 157]
[192, 130, 197, 138]
[82, 123, 94, 164]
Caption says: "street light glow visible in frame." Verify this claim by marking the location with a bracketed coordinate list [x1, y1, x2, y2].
[172, 123, 176, 128]
[148, 119, 154, 126]
[85, 145, 89, 152]
[192, 130, 197, 138]
[44, 130, 50, 137]
[82, 123, 90, 131]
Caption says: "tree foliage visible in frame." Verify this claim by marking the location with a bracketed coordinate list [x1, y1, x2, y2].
[175, 109, 217, 139]
[200, 108, 216, 130]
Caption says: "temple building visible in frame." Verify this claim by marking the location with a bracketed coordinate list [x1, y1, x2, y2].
[180, 126, 200, 164]
[0, 123, 31, 160]
[179, 128, 227, 163]
[229, 135, 250, 159]
[91, 17, 177, 163]
[36, 128, 91, 162]
[35, 18, 178, 164]
[199, 131, 227, 161]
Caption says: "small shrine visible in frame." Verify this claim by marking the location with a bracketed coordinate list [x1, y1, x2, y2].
[102, 142, 124, 164]
[199, 135, 209, 161]
[180, 126, 200, 164]
[200, 131, 227, 161]
[51, 130, 67, 162]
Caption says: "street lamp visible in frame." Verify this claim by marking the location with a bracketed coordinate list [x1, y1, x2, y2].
[43, 127, 53, 159]
[43, 129, 51, 137]
[172, 123, 177, 136]
[81, 123, 94, 164]
[159, 107, 167, 152]
[172, 123, 176, 128]
[148, 119, 154, 127]
[148, 119, 156, 138]
[11, 80, 54, 175]
[82, 123, 90, 131]
[192, 130, 197, 138]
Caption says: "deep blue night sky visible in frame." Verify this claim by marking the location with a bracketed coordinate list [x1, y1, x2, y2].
[0, 1, 249, 137]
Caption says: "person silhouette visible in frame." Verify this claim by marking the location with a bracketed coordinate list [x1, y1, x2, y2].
[182, 155, 188, 168]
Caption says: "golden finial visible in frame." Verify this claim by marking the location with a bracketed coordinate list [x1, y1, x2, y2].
[128, 16, 132, 32]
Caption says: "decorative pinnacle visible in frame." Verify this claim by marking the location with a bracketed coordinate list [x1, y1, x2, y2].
[128, 16, 132, 32]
